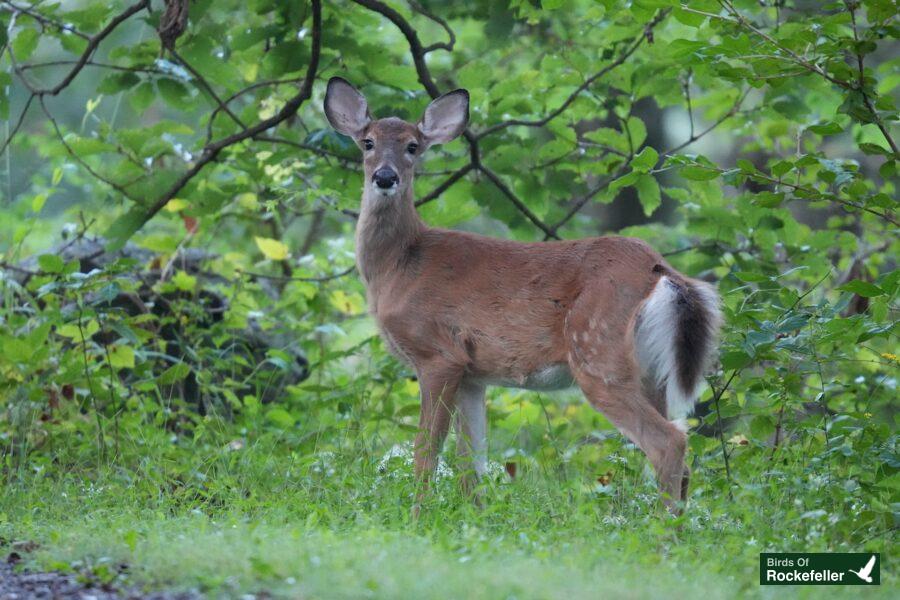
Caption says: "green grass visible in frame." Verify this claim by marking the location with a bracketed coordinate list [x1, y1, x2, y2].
[1, 433, 895, 599]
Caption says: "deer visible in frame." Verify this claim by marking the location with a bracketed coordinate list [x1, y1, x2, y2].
[323, 77, 722, 514]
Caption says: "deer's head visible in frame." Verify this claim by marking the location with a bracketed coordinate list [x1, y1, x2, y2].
[324, 77, 468, 200]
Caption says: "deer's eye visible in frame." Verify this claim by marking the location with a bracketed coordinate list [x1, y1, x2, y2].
[363, 139, 374, 151]
[407, 142, 419, 155]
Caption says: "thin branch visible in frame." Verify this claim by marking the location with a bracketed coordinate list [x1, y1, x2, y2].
[18, 60, 165, 75]
[34, 0, 150, 96]
[204, 77, 306, 144]
[1, 2, 90, 40]
[351, 0, 561, 236]
[754, 170, 898, 226]
[168, 49, 246, 136]
[845, 0, 897, 154]
[238, 265, 355, 283]
[37, 95, 136, 199]
[711, 370, 739, 494]
[350, 0, 442, 98]
[682, 70, 694, 141]
[662, 241, 728, 257]
[661, 87, 750, 157]
[415, 163, 474, 206]
[475, 11, 669, 140]
[479, 166, 559, 239]
[545, 163, 630, 236]
[689, 2, 853, 90]
[136, 0, 323, 233]
[410, 1, 455, 54]
[0, 92, 34, 158]
[257, 135, 360, 164]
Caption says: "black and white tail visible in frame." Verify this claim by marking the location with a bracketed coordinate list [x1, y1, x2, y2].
[634, 276, 722, 425]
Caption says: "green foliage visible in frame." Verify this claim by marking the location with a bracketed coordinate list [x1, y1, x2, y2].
[0, 0, 897, 594]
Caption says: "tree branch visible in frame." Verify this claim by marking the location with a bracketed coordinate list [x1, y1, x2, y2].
[1, 2, 90, 40]
[410, 1, 455, 54]
[0, 92, 34, 158]
[136, 0, 323, 231]
[415, 163, 474, 207]
[37, 95, 137, 199]
[479, 166, 559, 239]
[34, 0, 150, 96]
[661, 87, 750, 157]
[352, 0, 671, 239]
[475, 11, 669, 140]
[845, 0, 897, 154]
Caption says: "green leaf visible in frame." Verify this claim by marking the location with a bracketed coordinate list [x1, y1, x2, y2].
[266, 407, 295, 428]
[172, 270, 197, 292]
[105, 208, 147, 251]
[65, 136, 116, 156]
[680, 166, 720, 181]
[538, 138, 572, 162]
[57, 320, 100, 343]
[634, 174, 661, 216]
[808, 121, 843, 135]
[734, 271, 771, 283]
[159, 363, 191, 385]
[608, 170, 639, 194]
[837, 280, 884, 297]
[37, 254, 65, 273]
[858, 143, 890, 156]
[721, 350, 752, 370]
[752, 192, 784, 208]
[255, 237, 290, 261]
[129, 81, 156, 113]
[157, 79, 192, 110]
[631, 147, 659, 172]
[97, 72, 141, 94]
[108, 345, 135, 369]
[12, 28, 39, 61]
[749, 415, 775, 440]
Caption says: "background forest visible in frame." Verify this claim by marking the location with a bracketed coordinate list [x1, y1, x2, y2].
[0, 0, 897, 597]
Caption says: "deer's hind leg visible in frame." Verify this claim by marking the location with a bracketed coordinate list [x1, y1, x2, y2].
[565, 298, 688, 513]
[454, 381, 487, 499]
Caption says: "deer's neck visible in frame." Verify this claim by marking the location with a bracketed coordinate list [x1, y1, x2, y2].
[355, 186, 425, 291]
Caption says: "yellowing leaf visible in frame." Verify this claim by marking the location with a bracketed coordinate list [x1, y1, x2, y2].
[108, 345, 135, 369]
[57, 320, 100, 342]
[164, 198, 190, 212]
[329, 290, 364, 314]
[236, 192, 258, 210]
[172, 270, 196, 292]
[255, 236, 289, 261]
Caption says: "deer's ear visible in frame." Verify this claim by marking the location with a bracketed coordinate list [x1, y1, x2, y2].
[324, 77, 372, 139]
[418, 89, 469, 147]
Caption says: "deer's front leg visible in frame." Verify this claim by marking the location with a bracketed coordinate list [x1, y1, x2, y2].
[412, 361, 462, 516]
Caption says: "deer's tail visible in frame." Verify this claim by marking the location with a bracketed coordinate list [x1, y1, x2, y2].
[634, 275, 722, 425]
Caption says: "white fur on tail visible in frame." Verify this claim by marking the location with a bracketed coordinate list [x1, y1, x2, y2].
[634, 276, 719, 421]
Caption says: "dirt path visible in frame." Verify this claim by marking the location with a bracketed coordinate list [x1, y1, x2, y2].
[0, 560, 201, 600]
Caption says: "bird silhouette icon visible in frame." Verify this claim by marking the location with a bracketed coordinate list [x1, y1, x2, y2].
[848, 555, 876, 583]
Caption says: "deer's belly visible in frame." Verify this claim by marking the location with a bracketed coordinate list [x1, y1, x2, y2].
[471, 363, 574, 391]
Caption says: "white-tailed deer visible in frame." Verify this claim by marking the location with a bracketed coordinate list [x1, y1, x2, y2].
[324, 77, 722, 514]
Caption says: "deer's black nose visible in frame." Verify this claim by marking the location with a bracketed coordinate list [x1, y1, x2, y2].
[373, 168, 399, 189]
